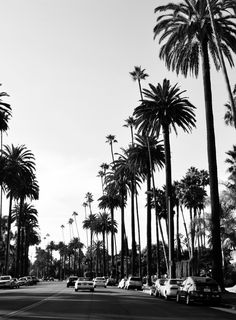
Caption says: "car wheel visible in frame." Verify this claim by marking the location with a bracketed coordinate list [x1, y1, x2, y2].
[75, 288, 78, 292]
[90, 289, 94, 292]
[186, 294, 191, 306]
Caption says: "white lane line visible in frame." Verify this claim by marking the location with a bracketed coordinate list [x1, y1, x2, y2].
[4, 288, 67, 318]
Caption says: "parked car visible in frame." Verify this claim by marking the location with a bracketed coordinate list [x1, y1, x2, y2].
[18, 277, 30, 286]
[66, 276, 78, 288]
[12, 278, 20, 289]
[118, 278, 126, 289]
[93, 277, 106, 288]
[153, 278, 166, 297]
[0, 275, 15, 289]
[75, 277, 94, 292]
[106, 277, 116, 286]
[176, 276, 221, 305]
[124, 276, 142, 290]
[31, 276, 39, 284]
[25, 276, 34, 285]
[159, 278, 183, 300]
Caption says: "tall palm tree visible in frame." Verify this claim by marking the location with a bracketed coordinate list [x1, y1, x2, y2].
[98, 184, 120, 276]
[85, 192, 94, 215]
[60, 224, 65, 243]
[83, 213, 97, 274]
[1, 144, 37, 275]
[153, 0, 236, 287]
[123, 116, 136, 146]
[72, 211, 80, 240]
[133, 79, 196, 277]
[128, 134, 165, 284]
[68, 218, 74, 240]
[130, 66, 149, 100]
[94, 212, 113, 276]
[105, 134, 117, 163]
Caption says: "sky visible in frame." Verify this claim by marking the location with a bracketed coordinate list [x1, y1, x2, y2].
[0, 0, 235, 257]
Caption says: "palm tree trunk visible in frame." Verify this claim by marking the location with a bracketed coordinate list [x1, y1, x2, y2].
[146, 170, 152, 285]
[5, 193, 13, 274]
[201, 38, 223, 288]
[111, 207, 114, 276]
[120, 194, 125, 278]
[163, 125, 175, 278]
[131, 180, 136, 275]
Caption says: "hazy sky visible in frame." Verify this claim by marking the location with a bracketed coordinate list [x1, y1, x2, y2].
[1, 0, 235, 253]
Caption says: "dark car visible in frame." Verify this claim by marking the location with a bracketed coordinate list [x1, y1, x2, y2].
[176, 276, 221, 305]
[66, 276, 78, 288]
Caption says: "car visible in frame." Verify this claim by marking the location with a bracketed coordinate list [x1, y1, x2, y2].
[25, 276, 34, 285]
[93, 277, 106, 288]
[0, 275, 15, 289]
[75, 277, 94, 292]
[106, 277, 116, 286]
[124, 276, 142, 290]
[118, 278, 126, 289]
[176, 276, 221, 305]
[12, 278, 20, 289]
[153, 278, 166, 297]
[18, 277, 29, 286]
[159, 278, 183, 300]
[67, 276, 78, 288]
[31, 276, 39, 284]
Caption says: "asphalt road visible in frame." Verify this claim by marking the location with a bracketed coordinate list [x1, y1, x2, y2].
[0, 281, 235, 320]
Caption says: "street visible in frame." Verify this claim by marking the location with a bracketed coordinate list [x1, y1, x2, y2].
[0, 281, 235, 320]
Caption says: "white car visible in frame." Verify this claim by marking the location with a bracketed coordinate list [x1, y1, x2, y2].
[124, 276, 142, 290]
[75, 277, 94, 292]
[93, 277, 106, 288]
[160, 278, 183, 300]
[153, 278, 167, 297]
[0, 275, 15, 289]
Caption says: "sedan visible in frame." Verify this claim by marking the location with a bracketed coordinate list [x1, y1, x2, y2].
[93, 277, 106, 288]
[176, 276, 221, 305]
[160, 278, 183, 300]
[75, 277, 94, 292]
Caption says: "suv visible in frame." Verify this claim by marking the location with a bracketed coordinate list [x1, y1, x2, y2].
[66, 276, 78, 288]
[125, 276, 142, 290]
[176, 276, 221, 305]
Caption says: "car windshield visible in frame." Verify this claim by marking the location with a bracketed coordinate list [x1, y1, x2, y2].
[130, 277, 141, 281]
[0, 276, 10, 280]
[69, 277, 77, 280]
[96, 277, 105, 280]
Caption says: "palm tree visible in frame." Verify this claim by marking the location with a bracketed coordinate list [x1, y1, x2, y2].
[1, 144, 37, 275]
[72, 211, 80, 240]
[153, 0, 236, 287]
[98, 185, 120, 276]
[12, 202, 39, 275]
[130, 66, 149, 100]
[0, 89, 11, 242]
[68, 218, 74, 240]
[128, 134, 165, 284]
[83, 213, 97, 274]
[123, 116, 136, 146]
[133, 79, 196, 277]
[85, 192, 93, 215]
[60, 224, 65, 243]
[105, 134, 117, 163]
[94, 212, 112, 276]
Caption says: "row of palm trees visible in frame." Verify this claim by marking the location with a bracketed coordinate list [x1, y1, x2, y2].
[0, 86, 40, 277]
[30, 1, 236, 287]
[82, 1, 236, 288]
